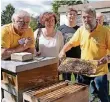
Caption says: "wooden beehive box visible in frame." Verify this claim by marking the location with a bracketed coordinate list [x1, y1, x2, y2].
[23, 82, 89, 102]
[1, 57, 58, 102]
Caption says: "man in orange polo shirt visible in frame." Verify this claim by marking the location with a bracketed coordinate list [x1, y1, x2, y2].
[96, 12, 110, 64]
[59, 6, 110, 102]
[1, 10, 35, 59]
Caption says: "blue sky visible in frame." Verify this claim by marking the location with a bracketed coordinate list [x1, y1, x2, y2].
[1, 0, 108, 17]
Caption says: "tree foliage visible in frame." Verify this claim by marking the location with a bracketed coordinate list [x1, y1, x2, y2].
[1, 4, 15, 25]
[29, 16, 38, 31]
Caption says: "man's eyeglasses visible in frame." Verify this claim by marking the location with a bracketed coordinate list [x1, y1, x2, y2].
[16, 21, 30, 25]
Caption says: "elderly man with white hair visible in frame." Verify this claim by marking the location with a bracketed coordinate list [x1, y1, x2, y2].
[96, 12, 104, 25]
[1, 10, 35, 59]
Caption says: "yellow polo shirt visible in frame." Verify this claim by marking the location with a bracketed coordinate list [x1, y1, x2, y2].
[106, 26, 110, 63]
[68, 25, 110, 77]
[1, 23, 35, 49]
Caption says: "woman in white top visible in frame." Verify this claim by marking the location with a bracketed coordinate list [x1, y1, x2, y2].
[34, 12, 64, 57]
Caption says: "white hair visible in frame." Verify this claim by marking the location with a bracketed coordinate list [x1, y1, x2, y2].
[96, 12, 104, 18]
[11, 10, 30, 22]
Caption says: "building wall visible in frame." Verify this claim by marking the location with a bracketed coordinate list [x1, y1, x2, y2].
[103, 12, 110, 25]
[60, 13, 67, 25]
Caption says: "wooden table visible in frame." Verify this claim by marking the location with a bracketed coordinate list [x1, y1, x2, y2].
[1, 57, 58, 102]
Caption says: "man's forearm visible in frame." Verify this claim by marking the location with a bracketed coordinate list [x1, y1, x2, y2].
[1, 49, 12, 60]
[1, 45, 28, 60]
[61, 42, 73, 53]
[59, 42, 73, 60]
[97, 54, 110, 66]
[11, 44, 29, 53]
